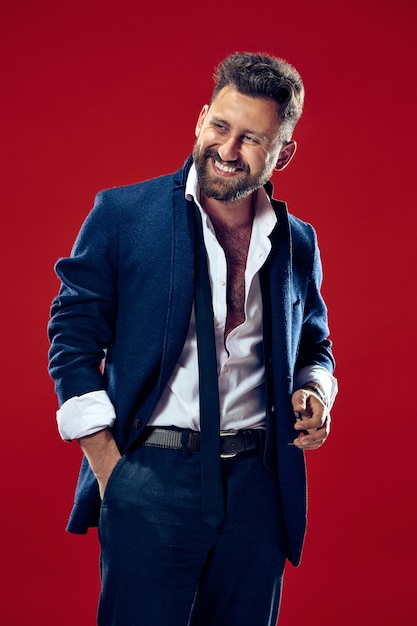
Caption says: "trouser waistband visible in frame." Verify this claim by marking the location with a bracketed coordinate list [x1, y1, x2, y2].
[141, 427, 264, 459]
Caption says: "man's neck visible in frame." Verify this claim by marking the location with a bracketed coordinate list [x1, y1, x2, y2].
[199, 191, 255, 229]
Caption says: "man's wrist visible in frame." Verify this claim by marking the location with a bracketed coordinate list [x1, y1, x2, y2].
[300, 382, 328, 406]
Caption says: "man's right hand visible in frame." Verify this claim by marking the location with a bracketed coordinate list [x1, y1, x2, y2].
[78, 428, 122, 499]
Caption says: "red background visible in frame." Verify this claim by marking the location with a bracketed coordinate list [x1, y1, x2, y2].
[1, 0, 416, 624]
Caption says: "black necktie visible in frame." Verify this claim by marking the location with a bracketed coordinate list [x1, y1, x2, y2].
[192, 202, 225, 529]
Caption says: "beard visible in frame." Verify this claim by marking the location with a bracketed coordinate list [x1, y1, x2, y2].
[192, 144, 273, 202]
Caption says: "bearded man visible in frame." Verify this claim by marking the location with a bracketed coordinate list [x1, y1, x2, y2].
[48, 51, 337, 626]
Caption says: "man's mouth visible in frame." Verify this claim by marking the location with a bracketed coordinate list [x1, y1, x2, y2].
[213, 159, 245, 174]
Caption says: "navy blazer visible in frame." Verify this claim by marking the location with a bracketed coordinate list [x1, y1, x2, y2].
[48, 157, 335, 566]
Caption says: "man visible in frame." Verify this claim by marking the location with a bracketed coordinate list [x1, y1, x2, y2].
[48, 52, 337, 625]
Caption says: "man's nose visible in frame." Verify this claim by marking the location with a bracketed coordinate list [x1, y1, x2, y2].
[218, 136, 240, 162]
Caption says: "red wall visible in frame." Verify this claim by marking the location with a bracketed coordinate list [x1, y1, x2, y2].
[1, 1, 416, 623]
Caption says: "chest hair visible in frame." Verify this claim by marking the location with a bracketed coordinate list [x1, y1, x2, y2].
[212, 222, 252, 335]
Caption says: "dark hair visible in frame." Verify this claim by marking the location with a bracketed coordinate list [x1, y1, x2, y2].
[211, 52, 305, 141]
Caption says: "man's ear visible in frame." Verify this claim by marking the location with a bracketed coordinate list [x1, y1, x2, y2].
[274, 140, 297, 171]
[195, 105, 209, 138]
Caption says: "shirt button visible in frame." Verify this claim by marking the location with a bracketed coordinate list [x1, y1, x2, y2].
[219, 280, 226, 286]
[217, 323, 224, 330]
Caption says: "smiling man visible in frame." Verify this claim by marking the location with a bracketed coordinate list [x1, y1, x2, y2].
[48, 52, 337, 626]
[193, 86, 294, 203]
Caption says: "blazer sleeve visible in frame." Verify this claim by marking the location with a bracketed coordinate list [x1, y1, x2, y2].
[294, 224, 335, 375]
[48, 191, 119, 406]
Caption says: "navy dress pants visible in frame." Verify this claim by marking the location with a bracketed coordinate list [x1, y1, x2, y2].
[97, 441, 287, 626]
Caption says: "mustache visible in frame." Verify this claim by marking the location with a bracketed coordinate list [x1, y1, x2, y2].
[203, 148, 248, 173]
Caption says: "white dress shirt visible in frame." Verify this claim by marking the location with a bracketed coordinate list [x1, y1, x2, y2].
[57, 165, 337, 441]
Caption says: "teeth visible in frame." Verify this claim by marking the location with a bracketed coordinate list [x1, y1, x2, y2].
[214, 160, 240, 173]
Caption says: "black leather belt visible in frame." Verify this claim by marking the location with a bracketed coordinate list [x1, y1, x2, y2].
[141, 427, 264, 459]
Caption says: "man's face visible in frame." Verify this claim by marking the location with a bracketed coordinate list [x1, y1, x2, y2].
[192, 86, 290, 202]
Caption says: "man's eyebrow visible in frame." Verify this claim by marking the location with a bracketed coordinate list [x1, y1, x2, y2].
[210, 115, 269, 142]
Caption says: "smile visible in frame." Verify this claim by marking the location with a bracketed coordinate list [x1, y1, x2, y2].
[213, 159, 244, 174]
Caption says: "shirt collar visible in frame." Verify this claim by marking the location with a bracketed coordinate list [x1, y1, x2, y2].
[185, 163, 277, 237]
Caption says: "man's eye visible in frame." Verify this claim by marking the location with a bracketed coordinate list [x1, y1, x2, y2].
[243, 135, 257, 143]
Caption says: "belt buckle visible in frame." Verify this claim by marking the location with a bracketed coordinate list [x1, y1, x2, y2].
[220, 430, 239, 458]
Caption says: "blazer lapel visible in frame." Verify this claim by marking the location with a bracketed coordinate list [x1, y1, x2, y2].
[155, 162, 195, 396]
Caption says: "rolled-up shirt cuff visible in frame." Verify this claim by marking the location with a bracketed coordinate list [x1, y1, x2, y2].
[294, 365, 338, 409]
[56, 390, 117, 441]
